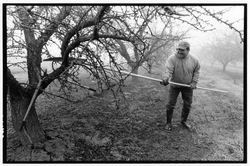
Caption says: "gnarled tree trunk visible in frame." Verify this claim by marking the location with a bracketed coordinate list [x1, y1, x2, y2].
[7, 68, 46, 145]
[9, 96, 46, 145]
[130, 64, 140, 82]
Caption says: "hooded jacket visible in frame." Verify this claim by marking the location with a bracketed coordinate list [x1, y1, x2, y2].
[162, 53, 201, 88]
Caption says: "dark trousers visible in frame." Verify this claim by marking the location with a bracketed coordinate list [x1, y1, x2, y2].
[166, 85, 193, 124]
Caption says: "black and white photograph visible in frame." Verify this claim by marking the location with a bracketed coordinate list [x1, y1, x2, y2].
[3, 3, 246, 163]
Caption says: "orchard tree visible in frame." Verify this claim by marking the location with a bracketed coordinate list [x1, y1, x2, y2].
[199, 43, 217, 67]
[6, 5, 141, 145]
[114, 15, 184, 81]
[201, 29, 243, 71]
[215, 31, 243, 71]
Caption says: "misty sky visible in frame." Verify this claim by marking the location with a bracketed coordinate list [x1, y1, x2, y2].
[185, 6, 244, 50]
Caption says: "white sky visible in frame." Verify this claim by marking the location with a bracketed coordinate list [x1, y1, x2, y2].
[186, 6, 244, 45]
[182, 6, 244, 60]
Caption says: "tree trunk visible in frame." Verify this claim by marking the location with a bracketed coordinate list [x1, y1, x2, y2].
[210, 61, 215, 68]
[210, 63, 213, 68]
[147, 62, 152, 74]
[9, 96, 46, 145]
[131, 66, 139, 82]
[222, 63, 227, 72]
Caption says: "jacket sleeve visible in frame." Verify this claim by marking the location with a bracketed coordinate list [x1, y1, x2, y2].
[162, 56, 174, 81]
[192, 58, 201, 83]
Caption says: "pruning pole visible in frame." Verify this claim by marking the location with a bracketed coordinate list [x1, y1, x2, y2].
[104, 68, 227, 93]
[19, 79, 43, 131]
[168, 81, 228, 93]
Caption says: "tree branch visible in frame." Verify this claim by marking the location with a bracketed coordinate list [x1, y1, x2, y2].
[93, 6, 110, 39]
[60, 19, 96, 58]
[115, 40, 134, 64]
[37, 6, 72, 47]
[61, 6, 110, 69]
[200, 6, 244, 43]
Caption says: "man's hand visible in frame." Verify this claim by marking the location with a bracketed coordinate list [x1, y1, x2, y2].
[190, 82, 197, 89]
[160, 78, 169, 86]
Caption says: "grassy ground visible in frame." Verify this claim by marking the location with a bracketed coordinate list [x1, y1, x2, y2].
[6, 63, 244, 162]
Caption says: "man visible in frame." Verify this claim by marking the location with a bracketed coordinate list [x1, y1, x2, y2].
[161, 41, 201, 131]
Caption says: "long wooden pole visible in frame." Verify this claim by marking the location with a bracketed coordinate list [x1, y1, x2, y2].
[106, 68, 227, 93]
[19, 79, 43, 131]
[168, 81, 228, 93]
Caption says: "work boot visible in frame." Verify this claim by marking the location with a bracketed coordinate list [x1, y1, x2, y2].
[180, 121, 191, 130]
[180, 107, 191, 130]
[165, 123, 173, 131]
[165, 109, 173, 132]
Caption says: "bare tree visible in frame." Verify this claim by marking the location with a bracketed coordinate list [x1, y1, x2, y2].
[112, 6, 195, 81]
[6, 5, 137, 145]
[200, 29, 243, 71]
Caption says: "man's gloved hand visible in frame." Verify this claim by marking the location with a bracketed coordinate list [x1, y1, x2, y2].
[190, 82, 197, 89]
[160, 78, 169, 86]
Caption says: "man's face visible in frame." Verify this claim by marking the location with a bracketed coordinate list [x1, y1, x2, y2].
[176, 48, 189, 58]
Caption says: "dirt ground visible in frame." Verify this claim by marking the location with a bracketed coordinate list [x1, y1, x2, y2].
[5, 64, 245, 162]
